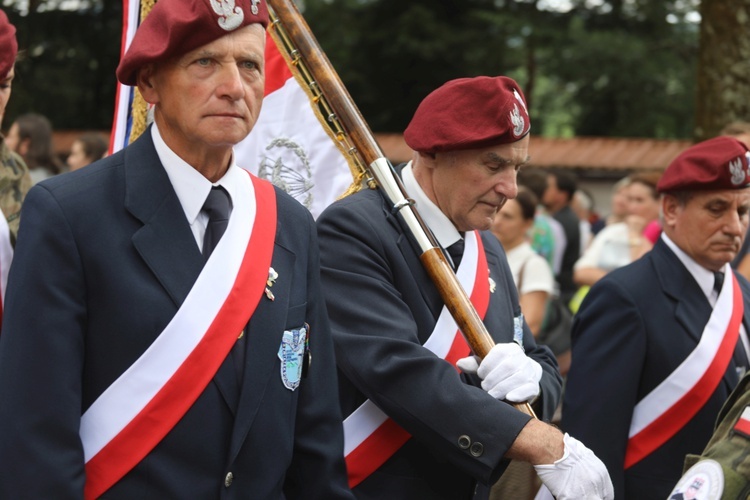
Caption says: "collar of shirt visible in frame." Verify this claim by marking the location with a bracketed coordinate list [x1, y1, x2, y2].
[661, 232, 729, 304]
[151, 123, 247, 221]
[401, 161, 463, 250]
[150, 124, 250, 249]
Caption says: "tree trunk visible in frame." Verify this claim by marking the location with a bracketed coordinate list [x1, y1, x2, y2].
[695, 0, 750, 140]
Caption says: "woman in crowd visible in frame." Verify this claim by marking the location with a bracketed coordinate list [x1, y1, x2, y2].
[4, 113, 64, 184]
[491, 186, 555, 337]
[573, 172, 661, 287]
[67, 132, 108, 171]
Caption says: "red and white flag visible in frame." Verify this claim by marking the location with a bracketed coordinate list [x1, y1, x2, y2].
[234, 33, 354, 219]
[108, 0, 141, 155]
[110, 2, 354, 219]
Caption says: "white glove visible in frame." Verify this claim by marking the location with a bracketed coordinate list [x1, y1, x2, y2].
[456, 342, 542, 402]
[533, 433, 614, 500]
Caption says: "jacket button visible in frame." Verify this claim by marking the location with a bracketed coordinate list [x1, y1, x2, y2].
[224, 471, 234, 487]
[470, 442, 484, 457]
[458, 435, 471, 449]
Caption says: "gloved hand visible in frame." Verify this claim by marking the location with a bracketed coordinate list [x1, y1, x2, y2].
[533, 433, 614, 500]
[456, 342, 542, 402]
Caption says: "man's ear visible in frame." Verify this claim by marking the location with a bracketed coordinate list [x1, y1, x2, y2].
[136, 65, 158, 104]
[417, 150, 438, 169]
[661, 194, 678, 229]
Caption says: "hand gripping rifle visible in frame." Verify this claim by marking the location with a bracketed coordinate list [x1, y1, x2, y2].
[267, 0, 535, 418]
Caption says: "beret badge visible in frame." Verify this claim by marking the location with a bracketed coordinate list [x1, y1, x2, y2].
[210, 0, 245, 31]
[730, 155, 747, 186]
[510, 104, 525, 137]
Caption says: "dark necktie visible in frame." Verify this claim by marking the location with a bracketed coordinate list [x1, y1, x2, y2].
[201, 186, 244, 384]
[447, 239, 465, 270]
[714, 271, 725, 296]
[201, 186, 231, 260]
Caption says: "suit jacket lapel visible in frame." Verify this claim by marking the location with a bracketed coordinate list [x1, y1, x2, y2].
[122, 129, 243, 408]
[228, 242, 296, 462]
[654, 240, 744, 389]
[124, 129, 204, 307]
[652, 239, 711, 345]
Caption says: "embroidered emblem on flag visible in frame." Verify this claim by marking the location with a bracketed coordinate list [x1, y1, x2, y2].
[733, 406, 750, 438]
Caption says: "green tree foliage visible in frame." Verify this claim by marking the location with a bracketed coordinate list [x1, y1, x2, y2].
[1, 0, 703, 139]
[304, 0, 700, 138]
[3, 0, 121, 131]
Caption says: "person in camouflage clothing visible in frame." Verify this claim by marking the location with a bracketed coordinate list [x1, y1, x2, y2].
[0, 143, 30, 244]
[670, 372, 750, 500]
[0, 9, 31, 245]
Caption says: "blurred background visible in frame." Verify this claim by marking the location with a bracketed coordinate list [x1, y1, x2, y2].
[3, 0, 748, 206]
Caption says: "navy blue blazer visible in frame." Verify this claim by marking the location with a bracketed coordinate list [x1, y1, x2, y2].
[317, 186, 562, 500]
[562, 238, 750, 500]
[0, 131, 352, 499]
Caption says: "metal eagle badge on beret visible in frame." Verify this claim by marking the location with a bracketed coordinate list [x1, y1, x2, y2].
[277, 325, 307, 391]
[210, 0, 245, 31]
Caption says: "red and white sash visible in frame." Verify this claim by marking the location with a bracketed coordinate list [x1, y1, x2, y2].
[625, 266, 743, 468]
[343, 231, 491, 488]
[80, 174, 277, 499]
[0, 214, 13, 325]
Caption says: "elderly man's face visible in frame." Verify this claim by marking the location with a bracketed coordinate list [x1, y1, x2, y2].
[420, 135, 529, 232]
[139, 24, 265, 160]
[663, 189, 750, 271]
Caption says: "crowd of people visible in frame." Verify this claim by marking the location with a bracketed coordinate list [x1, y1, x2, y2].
[0, 1, 748, 499]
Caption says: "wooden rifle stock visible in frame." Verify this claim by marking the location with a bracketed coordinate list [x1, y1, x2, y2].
[267, 0, 535, 418]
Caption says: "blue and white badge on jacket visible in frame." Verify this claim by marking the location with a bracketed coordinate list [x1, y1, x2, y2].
[513, 314, 525, 348]
[278, 325, 307, 391]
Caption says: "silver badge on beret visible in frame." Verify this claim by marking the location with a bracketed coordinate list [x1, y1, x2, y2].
[513, 89, 528, 111]
[210, 0, 244, 31]
[510, 103, 525, 137]
[730, 155, 746, 185]
[277, 325, 307, 391]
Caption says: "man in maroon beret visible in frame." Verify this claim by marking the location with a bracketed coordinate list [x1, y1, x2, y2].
[0, 9, 31, 245]
[317, 76, 612, 499]
[563, 135, 750, 499]
[0, 0, 353, 498]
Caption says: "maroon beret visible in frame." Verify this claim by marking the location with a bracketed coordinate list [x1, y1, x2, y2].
[403, 76, 531, 154]
[657, 136, 750, 193]
[0, 9, 17, 80]
[117, 0, 269, 86]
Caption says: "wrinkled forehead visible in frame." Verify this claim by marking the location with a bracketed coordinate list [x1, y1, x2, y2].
[173, 23, 266, 61]
[683, 187, 750, 207]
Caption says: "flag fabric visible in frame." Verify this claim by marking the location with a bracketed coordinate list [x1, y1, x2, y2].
[233, 32, 354, 219]
[0, 214, 12, 326]
[110, 1, 355, 219]
[109, 0, 142, 155]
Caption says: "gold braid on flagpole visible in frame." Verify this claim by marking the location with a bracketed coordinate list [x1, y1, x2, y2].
[267, 11, 374, 198]
[128, 0, 157, 144]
